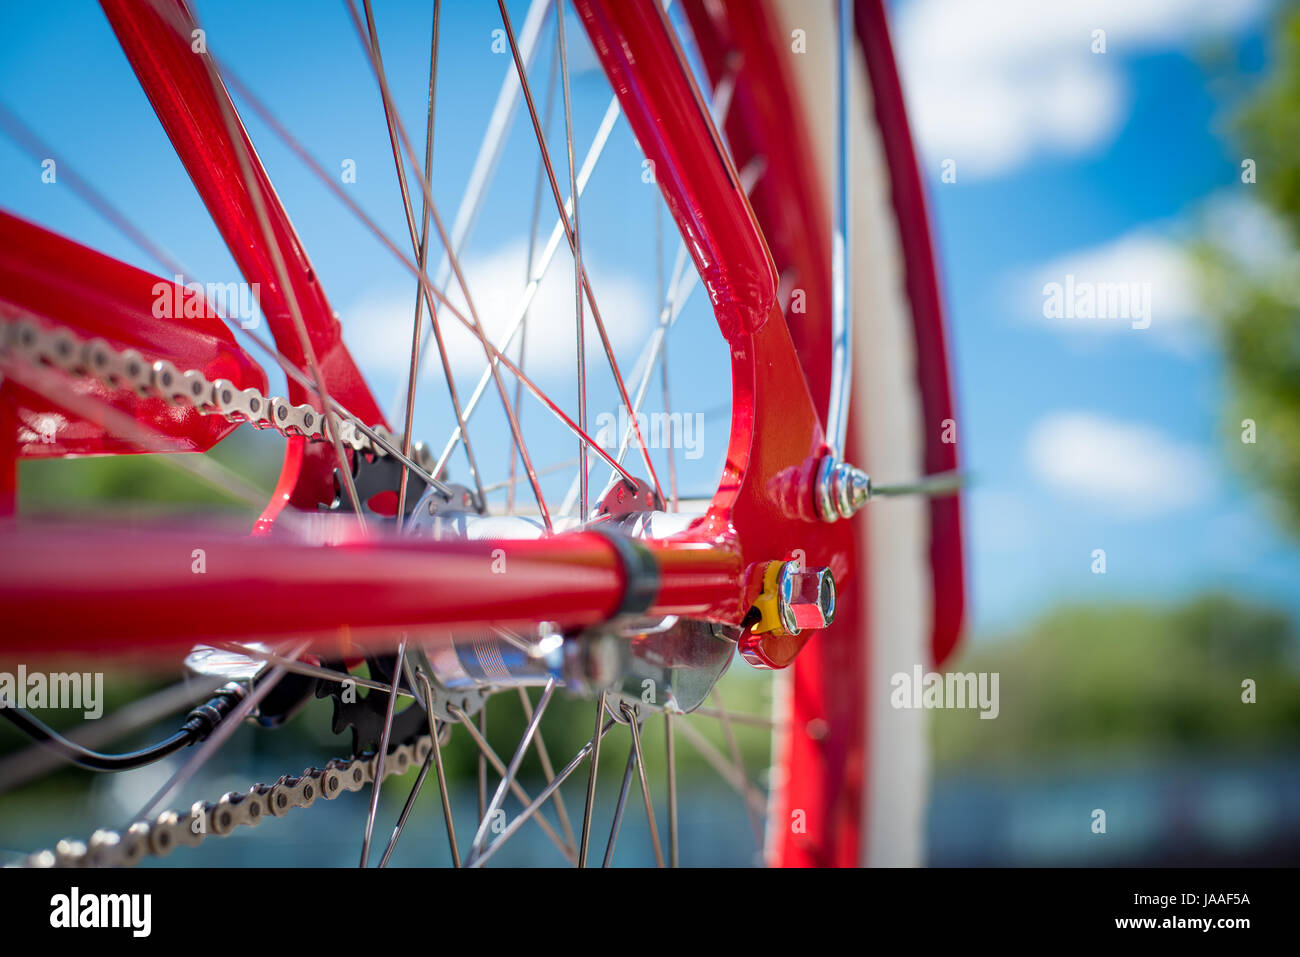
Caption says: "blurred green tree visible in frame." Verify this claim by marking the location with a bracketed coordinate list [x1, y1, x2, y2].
[1196, 1, 1300, 537]
[932, 595, 1300, 767]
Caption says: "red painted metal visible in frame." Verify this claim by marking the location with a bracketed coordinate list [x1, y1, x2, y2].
[0, 0, 852, 669]
[0, 525, 741, 656]
[252, 435, 304, 535]
[0, 210, 266, 458]
[0, 0, 932, 870]
[99, 0, 386, 508]
[575, 0, 855, 673]
[855, 0, 966, 667]
[684, 0, 868, 867]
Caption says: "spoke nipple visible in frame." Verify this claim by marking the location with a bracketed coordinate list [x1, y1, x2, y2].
[815, 452, 870, 522]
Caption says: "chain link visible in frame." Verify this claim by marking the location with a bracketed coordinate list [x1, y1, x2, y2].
[16, 735, 434, 867]
[0, 312, 447, 867]
[0, 314, 407, 458]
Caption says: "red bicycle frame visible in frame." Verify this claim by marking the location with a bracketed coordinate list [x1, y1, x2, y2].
[0, 0, 852, 666]
[0, 0, 961, 869]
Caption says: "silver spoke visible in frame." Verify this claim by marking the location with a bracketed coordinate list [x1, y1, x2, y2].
[448, 704, 574, 863]
[362, 0, 484, 517]
[377, 746, 432, 868]
[182, 2, 366, 528]
[415, 670, 460, 867]
[675, 716, 766, 825]
[623, 704, 665, 868]
[359, 634, 408, 867]
[517, 687, 578, 854]
[471, 717, 616, 868]
[431, 94, 620, 480]
[556, 0, 590, 518]
[509, 15, 560, 514]
[392, 0, 553, 424]
[826, 0, 854, 453]
[577, 691, 607, 867]
[0, 359, 268, 508]
[602, 744, 638, 868]
[344, 0, 553, 529]
[665, 711, 679, 867]
[498, 0, 664, 505]
[206, 641, 416, 698]
[467, 678, 556, 864]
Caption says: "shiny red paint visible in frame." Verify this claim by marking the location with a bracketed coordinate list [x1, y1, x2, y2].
[0, 524, 741, 657]
[0, 0, 946, 873]
[575, 0, 855, 672]
[100, 0, 386, 508]
[252, 435, 304, 535]
[0, 210, 266, 458]
[684, 0, 868, 868]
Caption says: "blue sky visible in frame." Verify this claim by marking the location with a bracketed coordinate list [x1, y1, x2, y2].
[888, 0, 1300, 634]
[1, 0, 1297, 637]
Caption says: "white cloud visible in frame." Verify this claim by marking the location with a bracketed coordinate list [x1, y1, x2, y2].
[894, 0, 1266, 179]
[1026, 411, 1214, 514]
[344, 242, 654, 385]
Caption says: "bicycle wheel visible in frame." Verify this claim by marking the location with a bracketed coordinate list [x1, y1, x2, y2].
[0, 0, 962, 868]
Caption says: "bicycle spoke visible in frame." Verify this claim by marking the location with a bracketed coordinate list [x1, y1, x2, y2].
[0, 359, 268, 508]
[466, 679, 555, 865]
[206, 641, 416, 698]
[448, 704, 574, 864]
[180, 2, 366, 528]
[394, 0, 552, 424]
[623, 705, 664, 867]
[471, 716, 615, 868]
[510, 11, 559, 515]
[482, 457, 579, 495]
[655, 204, 679, 512]
[359, 634, 408, 867]
[554, 0, 590, 518]
[690, 705, 774, 729]
[0, 102, 191, 278]
[675, 716, 766, 824]
[665, 711, 679, 868]
[498, 0, 664, 506]
[415, 670, 460, 867]
[477, 704, 488, 825]
[378, 745, 432, 868]
[361, 0, 484, 519]
[344, 0, 553, 530]
[517, 687, 578, 853]
[142, 6, 604, 508]
[602, 743, 637, 868]
[577, 691, 606, 867]
[431, 95, 620, 479]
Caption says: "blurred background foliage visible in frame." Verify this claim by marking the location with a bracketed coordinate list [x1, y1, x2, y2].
[932, 595, 1300, 768]
[1195, 0, 1300, 537]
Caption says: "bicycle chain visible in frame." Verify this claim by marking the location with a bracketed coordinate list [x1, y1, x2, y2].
[0, 313, 443, 867]
[0, 314, 402, 458]
[17, 734, 435, 868]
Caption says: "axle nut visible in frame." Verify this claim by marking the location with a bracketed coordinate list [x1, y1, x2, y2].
[778, 562, 836, 634]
